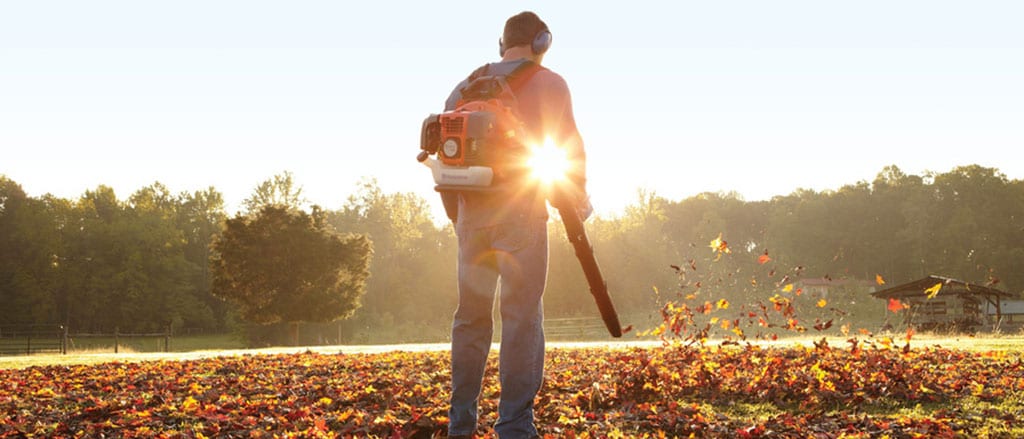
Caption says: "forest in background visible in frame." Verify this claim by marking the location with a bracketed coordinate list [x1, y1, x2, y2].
[1, 164, 1021, 345]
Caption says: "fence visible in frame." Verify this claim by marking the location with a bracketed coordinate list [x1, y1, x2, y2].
[0, 325, 173, 356]
[68, 327, 173, 354]
[0, 324, 67, 356]
[544, 317, 609, 340]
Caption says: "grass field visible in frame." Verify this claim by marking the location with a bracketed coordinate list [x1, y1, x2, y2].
[1, 332, 1021, 370]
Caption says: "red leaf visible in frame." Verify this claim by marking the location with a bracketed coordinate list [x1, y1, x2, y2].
[887, 297, 908, 313]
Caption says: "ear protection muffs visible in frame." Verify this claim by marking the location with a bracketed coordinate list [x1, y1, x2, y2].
[531, 29, 552, 55]
[499, 29, 553, 57]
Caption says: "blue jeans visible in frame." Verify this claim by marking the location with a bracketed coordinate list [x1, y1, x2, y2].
[449, 219, 548, 438]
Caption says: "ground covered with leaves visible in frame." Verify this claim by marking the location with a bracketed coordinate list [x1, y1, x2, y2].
[2, 340, 1023, 438]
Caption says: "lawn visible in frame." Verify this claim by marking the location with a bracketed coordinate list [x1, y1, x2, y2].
[2, 336, 1023, 438]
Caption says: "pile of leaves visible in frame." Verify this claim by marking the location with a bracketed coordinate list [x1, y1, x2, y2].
[2, 341, 1023, 438]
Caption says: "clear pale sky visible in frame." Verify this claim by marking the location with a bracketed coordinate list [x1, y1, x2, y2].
[2, 1, 1022, 221]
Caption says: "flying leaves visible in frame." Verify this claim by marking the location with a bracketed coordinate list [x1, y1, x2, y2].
[888, 297, 909, 313]
[708, 233, 731, 260]
[924, 282, 943, 299]
[876, 274, 886, 285]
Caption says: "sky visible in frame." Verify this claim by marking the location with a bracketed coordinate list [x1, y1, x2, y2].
[2, 1, 1022, 222]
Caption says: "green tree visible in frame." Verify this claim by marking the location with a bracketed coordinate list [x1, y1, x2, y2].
[176, 188, 229, 331]
[0, 176, 60, 325]
[242, 171, 306, 213]
[328, 178, 456, 342]
[211, 205, 372, 345]
[62, 185, 128, 331]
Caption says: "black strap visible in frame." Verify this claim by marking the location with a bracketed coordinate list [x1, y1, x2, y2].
[506, 61, 545, 93]
[461, 61, 546, 96]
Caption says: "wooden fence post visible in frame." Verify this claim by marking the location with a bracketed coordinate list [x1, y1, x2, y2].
[114, 327, 119, 354]
[61, 325, 68, 355]
[164, 325, 171, 353]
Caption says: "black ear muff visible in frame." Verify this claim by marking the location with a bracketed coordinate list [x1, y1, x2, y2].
[532, 30, 552, 55]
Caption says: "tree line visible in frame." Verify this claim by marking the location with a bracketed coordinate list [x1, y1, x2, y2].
[1, 164, 1021, 344]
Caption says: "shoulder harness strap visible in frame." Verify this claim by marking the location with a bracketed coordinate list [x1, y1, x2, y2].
[505, 61, 546, 93]
[461, 61, 547, 95]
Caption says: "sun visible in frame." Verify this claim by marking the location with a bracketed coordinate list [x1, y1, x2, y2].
[526, 137, 571, 185]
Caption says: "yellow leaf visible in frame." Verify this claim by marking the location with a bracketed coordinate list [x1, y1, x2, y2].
[33, 388, 57, 399]
[924, 282, 942, 299]
[709, 233, 731, 254]
[876, 274, 886, 285]
[717, 299, 730, 310]
[782, 284, 794, 293]
[816, 299, 827, 308]
[181, 396, 199, 413]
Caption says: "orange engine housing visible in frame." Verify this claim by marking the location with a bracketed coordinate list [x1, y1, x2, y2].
[436, 99, 524, 169]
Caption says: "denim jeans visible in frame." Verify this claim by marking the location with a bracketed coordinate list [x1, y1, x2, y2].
[448, 219, 548, 438]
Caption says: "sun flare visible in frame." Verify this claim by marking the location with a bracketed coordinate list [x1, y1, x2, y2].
[527, 138, 570, 185]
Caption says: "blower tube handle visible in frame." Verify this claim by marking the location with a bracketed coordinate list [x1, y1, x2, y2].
[553, 191, 623, 338]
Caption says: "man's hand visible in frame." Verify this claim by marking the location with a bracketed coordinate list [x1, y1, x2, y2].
[549, 182, 591, 221]
[577, 193, 593, 221]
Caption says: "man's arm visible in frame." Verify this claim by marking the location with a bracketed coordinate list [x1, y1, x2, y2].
[539, 72, 588, 212]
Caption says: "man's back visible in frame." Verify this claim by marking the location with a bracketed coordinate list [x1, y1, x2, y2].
[444, 60, 582, 228]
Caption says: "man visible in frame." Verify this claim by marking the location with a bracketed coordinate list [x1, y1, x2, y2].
[444, 11, 588, 439]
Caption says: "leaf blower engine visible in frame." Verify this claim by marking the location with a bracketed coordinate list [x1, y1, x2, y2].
[417, 74, 530, 192]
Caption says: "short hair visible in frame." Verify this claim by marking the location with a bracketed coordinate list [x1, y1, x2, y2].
[502, 11, 549, 49]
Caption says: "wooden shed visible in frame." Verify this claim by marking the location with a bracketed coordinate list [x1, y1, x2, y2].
[870, 275, 1016, 331]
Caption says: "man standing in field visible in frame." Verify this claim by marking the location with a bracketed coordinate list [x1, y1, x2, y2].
[443, 11, 588, 439]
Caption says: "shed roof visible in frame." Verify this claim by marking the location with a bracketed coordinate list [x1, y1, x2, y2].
[870, 275, 1015, 300]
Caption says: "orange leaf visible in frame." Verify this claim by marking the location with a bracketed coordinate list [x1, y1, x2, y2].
[887, 297, 908, 313]
[875, 274, 886, 285]
[758, 254, 771, 265]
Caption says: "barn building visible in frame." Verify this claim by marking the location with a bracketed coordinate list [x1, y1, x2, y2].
[870, 275, 1017, 332]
